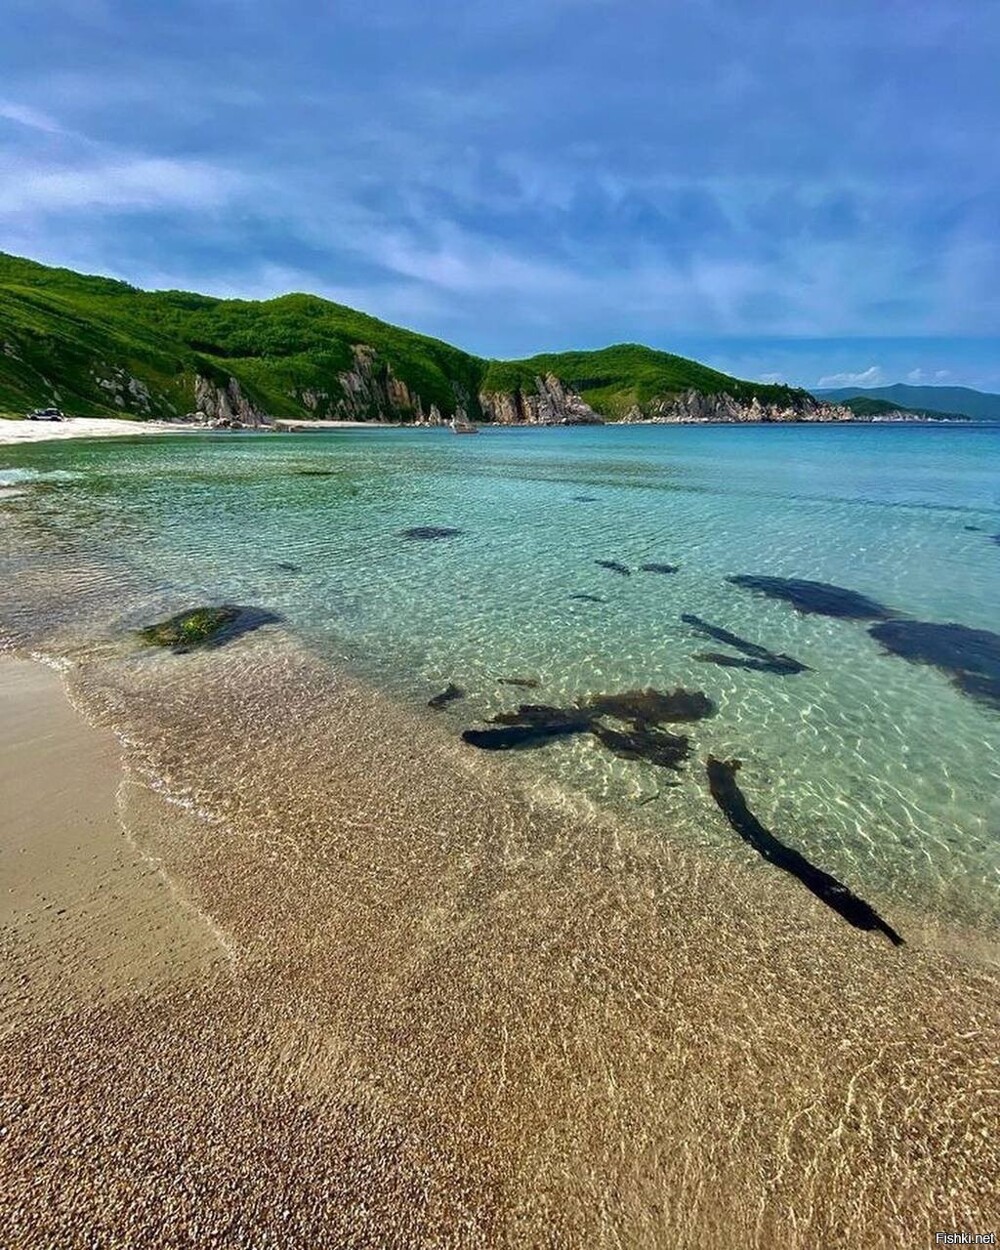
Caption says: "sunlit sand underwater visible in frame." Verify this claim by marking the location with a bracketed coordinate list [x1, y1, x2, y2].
[2, 423, 997, 939]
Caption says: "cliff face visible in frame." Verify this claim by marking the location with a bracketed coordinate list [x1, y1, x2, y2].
[191, 362, 856, 428]
[479, 373, 603, 425]
[193, 375, 271, 427]
[615, 388, 855, 424]
[332, 344, 427, 422]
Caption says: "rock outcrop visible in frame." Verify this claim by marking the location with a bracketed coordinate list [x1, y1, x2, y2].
[616, 388, 855, 424]
[479, 373, 603, 425]
[333, 344, 427, 423]
[194, 375, 271, 427]
[191, 356, 856, 430]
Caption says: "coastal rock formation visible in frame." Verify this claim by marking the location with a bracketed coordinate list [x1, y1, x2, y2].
[94, 366, 156, 414]
[479, 373, 603, 425]
[617, 388, 855, 424]
[334, 344, 429, 423]
[194, 375, 271, 427]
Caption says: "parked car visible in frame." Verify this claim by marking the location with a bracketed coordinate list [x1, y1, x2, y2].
[27, 407, 65, 421]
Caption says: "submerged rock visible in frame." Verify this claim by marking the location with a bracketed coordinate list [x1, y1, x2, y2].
[727, 575, 893, 620]
[639, 562, 679, 574]
[579, 686, 716, 723]
[868, 619, 1000, 711]
[596, 560, 631, 576]
[139, 605, 282, 654]
[401, 526, 463, 540]
[274, 561, 302, 573]
[428, 682, 465, 710]
[682, 613, 809, 676]
[706, 757, 904, 947]
[498, 676, 541, 689]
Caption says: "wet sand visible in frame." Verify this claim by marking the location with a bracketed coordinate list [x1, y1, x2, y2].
[0, 638, 997, 1247]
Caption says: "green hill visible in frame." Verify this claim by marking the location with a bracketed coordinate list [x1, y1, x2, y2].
[837, 396, 965, 421]
[0, 252, 817, 424]
[479, 344, 800, 416]
[817, 383, 999, 422]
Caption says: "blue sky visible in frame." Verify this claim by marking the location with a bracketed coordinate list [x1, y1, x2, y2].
[2, 0, 999, 389]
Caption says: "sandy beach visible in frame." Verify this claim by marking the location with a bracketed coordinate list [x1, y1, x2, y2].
[0, 417, 413, 446]
[0, 632, 997, 1247]
[0, 417, 211, 446]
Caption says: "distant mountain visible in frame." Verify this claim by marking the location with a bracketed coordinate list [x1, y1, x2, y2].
[836, 396, 967, 421]
[0, 251, 844, 426]
[815, 383, 1000, 422]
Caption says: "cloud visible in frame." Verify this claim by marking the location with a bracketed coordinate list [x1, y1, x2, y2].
[907, 367, 954, 382]
[0, 155, 246, 216]
[0, 100, 64, 133]
[815, 365, 885, 388]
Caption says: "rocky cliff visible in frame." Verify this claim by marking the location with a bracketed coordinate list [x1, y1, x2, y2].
[479, 373, 603, 425]
[615, 388, 855, 424]
[193, 375, 271, 427]
[190, 363, 856, 428]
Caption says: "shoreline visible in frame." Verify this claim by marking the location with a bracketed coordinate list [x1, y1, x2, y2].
[0, 657, 226, 1022]
[1, 630, 997, 1244]
[1, 414, 977, 448]
[0, 416, 215, 446]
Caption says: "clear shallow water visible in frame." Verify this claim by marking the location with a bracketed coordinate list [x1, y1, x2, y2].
[2, 423, 999, 934]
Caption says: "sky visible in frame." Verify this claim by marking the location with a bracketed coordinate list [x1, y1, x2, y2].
[2, 0, 999, 390]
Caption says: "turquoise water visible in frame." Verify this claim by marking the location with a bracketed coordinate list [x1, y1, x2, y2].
[2, 423, 999, 933]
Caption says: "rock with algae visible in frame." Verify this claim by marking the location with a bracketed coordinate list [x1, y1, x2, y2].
[138, 605, 281, 654]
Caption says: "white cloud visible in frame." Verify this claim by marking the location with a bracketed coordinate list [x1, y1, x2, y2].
[0, 100, 64, 134]
[0, 155, 246, 216]
[816, 364, 885, 388]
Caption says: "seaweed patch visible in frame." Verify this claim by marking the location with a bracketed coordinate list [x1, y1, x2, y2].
[596, 560, 631, 576]
[682, 613, 808, 675]
[139, 605, 282, 654]
[401, 526, 463, 540]
[462, 704, 592, 751]
[580, 686, 716, 723]
[428, 683, 465, 710]
[727, 575, 893, 620]
[498, 676, 541, 689]
[639, 563, 679, 574]
[868, 619, 1000, 711]
[462, 684, 715, 772]
[706, 757, 904, 947]
[590, 722, 690, 771]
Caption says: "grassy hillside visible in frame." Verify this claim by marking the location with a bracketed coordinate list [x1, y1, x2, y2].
[1, 252, 815, 422]
[480, 343, 810, 416]
[0, 253, 482, 420]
